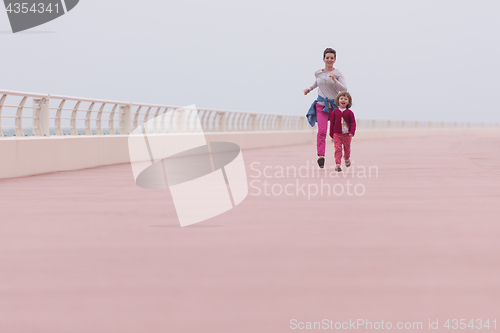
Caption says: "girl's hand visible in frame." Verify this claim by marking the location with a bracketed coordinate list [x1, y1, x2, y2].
[329, 71, 337, 82]
[349, 133, 353, 137]
[304, 87, 312, 95]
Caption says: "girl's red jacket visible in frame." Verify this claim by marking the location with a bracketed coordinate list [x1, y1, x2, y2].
[329, 108, 356, 137]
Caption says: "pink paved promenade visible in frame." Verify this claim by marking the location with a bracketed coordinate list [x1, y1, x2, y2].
[1, 131, 500, 332]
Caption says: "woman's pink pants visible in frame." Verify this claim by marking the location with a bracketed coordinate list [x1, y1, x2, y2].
[316, 104, 329, 156]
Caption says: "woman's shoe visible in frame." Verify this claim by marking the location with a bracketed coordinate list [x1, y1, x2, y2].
[335, 164, 342, 172]
[345, 159, 351, 167]
[317, 156, 325, 168]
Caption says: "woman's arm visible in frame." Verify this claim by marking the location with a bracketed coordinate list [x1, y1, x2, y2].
[304, 80, 318, 95]
[329, 70, 347, 91]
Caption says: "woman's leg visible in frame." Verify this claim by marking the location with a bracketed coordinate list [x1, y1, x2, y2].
[316, 104, 329, 156]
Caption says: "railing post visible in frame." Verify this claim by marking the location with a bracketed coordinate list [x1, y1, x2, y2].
[85, 102, 95, 135]
[32, 98, 39, 135]
[70, 101, 81, 135]
[40, 99, 49, 136]
[153, 107, 161, 133]
[250, 114, 258, 131]
[277, 115, 284, 130]
[217, 112, 227, 132]
[15, 96, 28, 137]
[176, 108, 186, 133]
[120, 105, 132, 134]
[33, 98, 50, 136]
[55, 100, 65, 135]
[108, 104, 117, 135]
[159, 107, 167, 133]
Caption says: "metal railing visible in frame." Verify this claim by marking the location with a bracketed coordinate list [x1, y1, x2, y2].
[1, 89, 498, 137]
[0, 89, 310, 137]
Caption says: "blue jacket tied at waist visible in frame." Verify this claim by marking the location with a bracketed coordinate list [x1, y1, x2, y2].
[306, 95, 337, 127]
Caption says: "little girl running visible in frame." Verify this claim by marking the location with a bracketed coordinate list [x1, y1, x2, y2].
[329, 91, 356, 172]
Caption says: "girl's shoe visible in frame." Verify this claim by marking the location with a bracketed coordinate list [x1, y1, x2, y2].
[345, 159, 351, 167]
[335, 164, 342, 172]
[317, 156, 325, 169]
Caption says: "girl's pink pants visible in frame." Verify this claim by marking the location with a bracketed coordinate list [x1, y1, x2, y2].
[333, 133, 352, 165]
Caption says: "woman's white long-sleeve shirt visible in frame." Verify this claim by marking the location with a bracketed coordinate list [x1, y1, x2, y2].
[310, 68, 347, 100]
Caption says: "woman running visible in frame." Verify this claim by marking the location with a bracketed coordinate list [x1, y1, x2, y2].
[305, 48, 347, 168]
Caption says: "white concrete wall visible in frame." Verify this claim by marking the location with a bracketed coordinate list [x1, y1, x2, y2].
[355, 128, 500, 139]
[0, 131, 315, 179]
[3, 128, 499, 179]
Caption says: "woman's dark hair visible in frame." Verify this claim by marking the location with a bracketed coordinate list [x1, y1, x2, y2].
[323, 48, 336, 59]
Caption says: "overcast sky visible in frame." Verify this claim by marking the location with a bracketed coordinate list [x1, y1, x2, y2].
[1, 0, 499, 122]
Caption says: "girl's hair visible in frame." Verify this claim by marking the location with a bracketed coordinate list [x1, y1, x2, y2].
[335, 91, 352, 109]
[323, 48, 336, 59]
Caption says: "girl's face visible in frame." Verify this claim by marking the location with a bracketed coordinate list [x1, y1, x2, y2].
[339, 96, 349, 108]
[323, 53, 336, 67]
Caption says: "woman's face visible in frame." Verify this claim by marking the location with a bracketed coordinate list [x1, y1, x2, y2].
[323, 53, 336, 67]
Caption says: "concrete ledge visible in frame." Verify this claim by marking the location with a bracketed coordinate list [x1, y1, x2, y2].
[0, 131, 315, 179]
[3, 128, 499, 179]
[355, 128, 500, 139]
